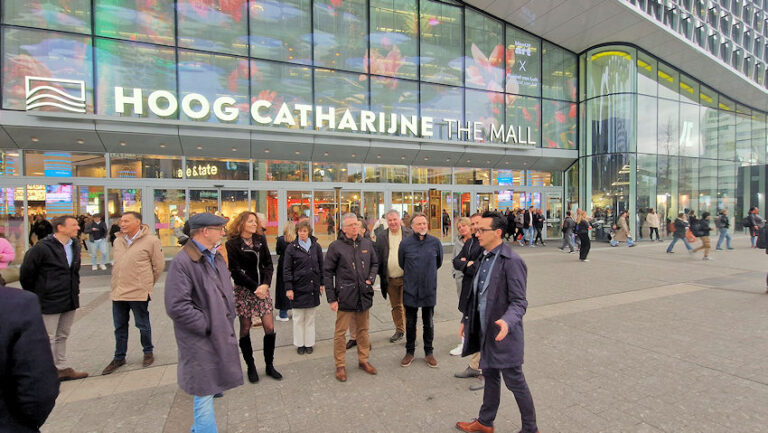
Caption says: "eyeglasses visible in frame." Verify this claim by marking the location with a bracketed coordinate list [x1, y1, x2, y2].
[475, 227, 497, 234]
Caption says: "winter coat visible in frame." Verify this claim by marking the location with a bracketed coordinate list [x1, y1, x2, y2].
[533, 213, 544, 229]
[225, 234, 273, 292]
[453, 235, 484, 314]
[274, 235, 291, 310]
[373, 226, 412, 299]
[164, 241, 243, 397]
[0, 286, 59, 433]
[283, 237, 323, 309]
[0, 237, 15, 269]
[85, 220, 107, 242]
[398, 233, 443, 308]
[111, 225, 165, 301]
[323, 233, 378, 312]
[29, 220, 52, 244]
[452, 236, 467, 283]
[646, 213, 660, 228]
[673, 218, 688, 239]
[523, 211, 533, 228]
[462, 243, 528, 369]
[696, 218, 712, 237]
[561, 217, 575, 235]
[514, 213, 524, 228]
[20, 235, 81, 314]
[613, 217, 629, 242]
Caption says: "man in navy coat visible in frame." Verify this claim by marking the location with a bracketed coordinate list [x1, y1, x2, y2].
[456, 211, 539, 433]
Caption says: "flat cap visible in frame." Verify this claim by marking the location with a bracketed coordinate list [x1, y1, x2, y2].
[189, 213, 227, 229]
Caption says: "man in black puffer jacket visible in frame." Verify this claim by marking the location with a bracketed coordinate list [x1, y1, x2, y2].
[324, 213, 379, 382]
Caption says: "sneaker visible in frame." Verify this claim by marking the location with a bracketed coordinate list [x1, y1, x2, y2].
[101, 359, 125, 375]
[449, 343, 463, 356]
[99, 264, 107, 271]
[389, 331, 404, 343]
[469, 376, 485, 391]
[716, 248, 723, 250]
[91, 265, 97, 271]
[424, 354, 439, 368]
[400, 353, 414, 367]
[142, 353, 154, 367]
[454, 367, 481, 378]
[275, 316, 289, 322]
[688, 250, 695, 255]
[727, 247, 735, 250]
[345, 339, 357, 350]
[213, 392, 224, 398]
[580, 259, 589, 262]
[703, 256, 712, 261]
[666, 251, 674, 254]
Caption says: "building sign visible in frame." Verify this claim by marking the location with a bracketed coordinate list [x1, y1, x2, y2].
[25, 76, 536, 146]
[25, 77, 87, 114]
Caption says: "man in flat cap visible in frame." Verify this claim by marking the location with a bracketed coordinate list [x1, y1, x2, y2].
[165, 213, 243, 431]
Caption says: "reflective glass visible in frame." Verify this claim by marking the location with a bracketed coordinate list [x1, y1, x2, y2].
[110, 154, 182, 178]
[94, 0, 175, 46]
[178, 50, 250, 124]
[680, 103, 700, 157]
[542, 41, 577, 101]
[465, 89, 504, 143]
[542, 100, 577, 149]
[464, 9, 503, 92]
[736, 111, 752, 163]
[0, 187, 25, 264]
[95, 38, 176, 118]
[699, 158, 718, 214]
[678, 157, 698, 214]
[718, 99, 736, 161]
[177, 0, 248, 55]
[590, 153, 631, 232]
[657, 62, 678, 100]
[455, 168, 490, 185]
[314, 69, 369, 131]
[24, 151, 105, 177]
[313, 0, 368, 72]
[420, 0, 463, 86]
[657, 155, 679, 223]
[0, 151, 20, 176]
[679, 74, 699, 104]
[2, 28, 93, 112]
[3, 0, 90, 34]
[585, 95, 633, 154]
[312, 162, 363, 182]
[636, 154, 657, 227]
[185, 158, 249, 180]
[657, 98, 679, 155]
[637, 95, 657, 154]
[700, 93, 719, 159]
[370, 0, 418, 80]
[370, 76, 419, 137]
[265, 160, 309, 181]
[363, 164, 408, 183]
[717, 161, 737, 218]
[506, 26, 540, 97]
[250, 59, 313, 128]
[420, 83, 462, 140]
[586, 47, 634, 97]
[751, 112, 766, 164]
[505, 95, 540, 147]
[637, 51, 657, 96]
[250, 0, 312, 64]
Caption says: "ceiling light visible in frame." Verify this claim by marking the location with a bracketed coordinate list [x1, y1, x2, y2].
[76, 138, 84, 145]
[376, 154, 381, 159]
[351, 153, 356, 158]
[119, 141, 126, 146]
[30, 137, 39, 142]
[265, 149, 271, 153]
[401, 155, 406, 160]
[159, 143, 166, 148]
[294, 150, 300, 155]
[232, 147, 237, 152]
[466, 159, 471, 163]
[323, 152, 329, 157]
[196, 145, 203, 150]
[486, 160, 491, 164]
[424, 157, 429, 161]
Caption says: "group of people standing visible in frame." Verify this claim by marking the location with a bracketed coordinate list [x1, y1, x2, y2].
[503, 207, 547, 247]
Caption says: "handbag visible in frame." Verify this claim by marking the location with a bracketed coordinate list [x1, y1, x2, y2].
[685, 228, 697, 243]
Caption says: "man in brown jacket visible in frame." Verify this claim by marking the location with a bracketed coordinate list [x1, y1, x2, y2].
[101, 212, 165, 375]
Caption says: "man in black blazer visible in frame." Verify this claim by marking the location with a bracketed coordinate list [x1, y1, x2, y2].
[456, 211, 539, 433]
[374, 209, 412, 343]
[0, 286, 60, 432]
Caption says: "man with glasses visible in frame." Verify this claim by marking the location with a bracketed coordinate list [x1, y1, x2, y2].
[165, 213, 243, 432]
[456, 211, 539, 433]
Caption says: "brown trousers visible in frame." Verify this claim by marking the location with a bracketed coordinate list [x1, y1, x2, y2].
[693, 235, 711, 257]
[334, 310, 370, 367]
[387, 277, 405, 333]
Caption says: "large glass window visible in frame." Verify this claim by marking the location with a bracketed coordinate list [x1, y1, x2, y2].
[542, 100, 577, 149]
[636, 51, 657, 97]
[678, 157, 698, 214]
[506, 95, 540, 147]
[178, 51, 250, 124]
[586, 46, 634, 97]
[2, 28, 93, 112]
[25, 151, 105, 178]
[657, 62, 678, 100]
[464, 9, 503, 92]
[250, 0, 312, 64]
[700, 87, 719, 159]
[370, 76, 419, 137]
[718, 98, 736, 161]
[637, 95, 657, 154]
[657, 98, 679, 155]
[411, 166, 451, 184]
[250, 59, 313, 128]
[262, 160, 309, 181]
[110, 154, 182, 179]
[313, 0, 367, 72]
[699, 158, 718, 214]
[184, 158, 249, 180]
[455, 168, 490, 185]
[177, 0, 248, 55]
[314, 69, 369, 131]
[465, 89, 504, 143]
[0, 151, 20, 177]
[95, 38, 176, 118]
[585, 95, 633, 154]
[364, 164, 408, 183]
[736, 108, 753, 163]
[506, 26, 540, 97]
[312, 162, 363, 182]
[370, 0, 418, 80]
[420, 83, 462, 140]
[94, 0, 175, 46]
[751, 112, 766, 164]
[420, 0, 463, 86]
[680, 103, 700, 157]
[3, 0, 91, 34]
[542, 41, 577, 101]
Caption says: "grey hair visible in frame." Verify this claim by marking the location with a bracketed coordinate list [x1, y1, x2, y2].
[340, 213, 358, 228]
[385, 209, 400, 218]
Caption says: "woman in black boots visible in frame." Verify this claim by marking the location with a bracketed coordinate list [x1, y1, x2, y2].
[226, 211, 283, 383]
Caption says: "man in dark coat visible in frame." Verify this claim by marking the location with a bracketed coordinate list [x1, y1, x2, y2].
[456, 211, 538, 433]
[374, 209, 412, 343]
[29, 215, 53, 245]
[523, 206, 535, 247]
[398, 212, 443, 368]
[165, 213, 243, 431]
[0, 286, 60, 433]
[324, 213, 379, 382]
[20, 215, 88, 381]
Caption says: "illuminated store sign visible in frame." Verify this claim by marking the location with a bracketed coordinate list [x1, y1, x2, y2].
[25, 77, 536, 146]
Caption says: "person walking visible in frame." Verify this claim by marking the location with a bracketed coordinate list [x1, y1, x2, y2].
[0, 230, 16, 286]
[450, 217, 472, 355]
[0, 285, 60, 433]
[576, 210, 591, 262]
[610, 211, 635, 247]
[455, 211, 539, 433]
[324, 213, 379, 382]
[274, 222, 296, 322]
[646, 209, 661, 241]
[748, 207, 765, 248]
[85, 213, 109, 271]
[225, 211, 283, 384]
[101, 211, 165, 375]
[398, 212, 443, 368]
[532, 209, 545, 246]
[715, 209, 734, 250]
[283, 220, 324, 355]
[20, 215, 88, 381]
[559, 211, 576, 253]
[666, 213, 694, 254]
[442, 209, 451, 236]
[692, 212, 713, 261]
[374, 209, 413, 344]
[523, 206, 535, 247]
[165, 213, 243, 432]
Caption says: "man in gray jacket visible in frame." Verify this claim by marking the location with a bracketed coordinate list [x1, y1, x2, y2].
[559, 211, 576, 253]
[165, 213, 243, 432]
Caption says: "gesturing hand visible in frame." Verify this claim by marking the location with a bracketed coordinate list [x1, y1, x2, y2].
[494, 319, 509, 341]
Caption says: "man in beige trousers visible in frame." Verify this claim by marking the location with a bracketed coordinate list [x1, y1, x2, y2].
[102, 212, 165, 375]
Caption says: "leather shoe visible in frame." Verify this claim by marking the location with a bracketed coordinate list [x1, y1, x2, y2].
[335, 367, 347, 382]
[456, 419, 494, 433]
[297, 346, 306, 355]
[143, 353, 154, 367]
[400, 353, 414, 367]
[59, 367, 89, 381]
[469, 375, 485, 391]
[389, 331, 404, 343]
[101, 360, 125, 375]
[358, 362, 377, 375]
[305, 346, 313, 354]
[345, 339, 357, 350]
[425, 354, 439, 368]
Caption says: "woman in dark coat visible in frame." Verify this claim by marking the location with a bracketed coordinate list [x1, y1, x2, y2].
[274, 222, 295, 321]
[283, 220, 324, 354]
[576, 210, 591, 262]
[225, 212, 282, 384]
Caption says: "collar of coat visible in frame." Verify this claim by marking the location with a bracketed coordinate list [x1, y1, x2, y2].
[291, 235, 317, 247]
[118, 224, 150, 243]
[483, 242, 513, 259]
[410, 232, 432, 241]
[183, 239, 220, 263]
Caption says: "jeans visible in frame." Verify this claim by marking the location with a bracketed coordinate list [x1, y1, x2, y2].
[525, 227, 535, 245]
[716, 228, 732, 249]
[560, 233, 574, 252]
[405, 305, 434, 356]
[113, 300, 153, 360]
[88, 238, 108, 265]
[478, 366, 538, 432]
[666, 237, 692, 252]
[610, 237, 635, 247]
[191, 395, 217, 433]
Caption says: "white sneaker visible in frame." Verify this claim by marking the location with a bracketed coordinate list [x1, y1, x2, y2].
[449, 344, 463, 356]
[275, 316, 289, 322]
[99, 264, 107, 270]
[92, 265, 97, 271]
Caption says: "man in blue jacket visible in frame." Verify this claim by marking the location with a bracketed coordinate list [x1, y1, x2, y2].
[398, 212, 443, 368]
[456, 211, 538, 433]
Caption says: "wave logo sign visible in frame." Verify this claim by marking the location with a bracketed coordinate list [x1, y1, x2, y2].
[25, 76, 86, 113]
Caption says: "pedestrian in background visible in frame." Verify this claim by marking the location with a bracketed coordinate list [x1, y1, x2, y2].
[559, 211, 576, 253]
[283, 220, 324, 355]
[523, 206, 535, 247]
[165, 213, 243, 432]
[610, 211, 635, 247]
[576, 210, 591, 262]
[101, 212, 165, 375]
[715, 209, 734, 250]
[85, 213, 108, 270]
[748, 207, 765, 248]
[646, 208, 661, 241]
[692, 212, 712, 261]
[666, 213, 694, 254]
[0, 229, 16, 286]
[225, 211, 283, 384]
[533, 209, 545, 246]
[20, 215, 88, 381]
[274, 221, 296, 322]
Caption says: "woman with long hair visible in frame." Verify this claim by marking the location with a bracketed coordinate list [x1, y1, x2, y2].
[225, 212, 282, 383]
[449, 217, 472, 356]
[575, 210, 592, 262]
[274, 221, 296, 321]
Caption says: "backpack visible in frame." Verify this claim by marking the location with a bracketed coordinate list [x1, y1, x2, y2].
[714, 215, 725, 229]
[757, 226, 768, 249]
[742, 216, 752, 228]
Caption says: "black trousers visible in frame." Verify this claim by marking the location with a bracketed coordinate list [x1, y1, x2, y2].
[534, 228, 544, 244]
[578, 233, 591, 260]
[649, 227, 659, 240]
[405, 305, 434, 355]
[478, 366, 538, 432]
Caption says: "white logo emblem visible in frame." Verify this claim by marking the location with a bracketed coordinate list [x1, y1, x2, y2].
[25, 76, 86, 113]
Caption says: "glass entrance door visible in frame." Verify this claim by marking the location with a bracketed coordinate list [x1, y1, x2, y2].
[313, 190, 336, 246]
[153, 189, 186, 258]
[544, 193, 563, 239]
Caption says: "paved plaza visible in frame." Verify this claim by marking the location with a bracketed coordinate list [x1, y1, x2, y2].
[15, 235, 768, 433]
